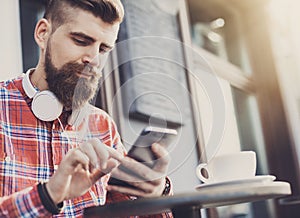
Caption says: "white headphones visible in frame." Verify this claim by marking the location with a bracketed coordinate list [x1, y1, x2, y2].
[22, 69, 89, 126]
[22, 69, 63, 121]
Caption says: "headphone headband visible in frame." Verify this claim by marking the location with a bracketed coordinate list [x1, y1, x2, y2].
[22, 69, 38, 98]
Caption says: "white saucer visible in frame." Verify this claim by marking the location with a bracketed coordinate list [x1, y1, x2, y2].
[195, 175, 276, 190]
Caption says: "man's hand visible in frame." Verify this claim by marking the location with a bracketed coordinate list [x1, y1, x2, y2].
[107, 143, 170, 198]
[46, 138, 123, 204]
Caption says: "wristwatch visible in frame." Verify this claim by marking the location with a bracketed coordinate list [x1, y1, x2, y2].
[162, 177, 171, 196]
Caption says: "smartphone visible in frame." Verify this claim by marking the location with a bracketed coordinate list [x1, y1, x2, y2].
[126, 126, 177, 167]
[108, 126, 178, 187]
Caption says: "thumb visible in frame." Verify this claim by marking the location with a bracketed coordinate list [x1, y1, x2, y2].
[90, 159, 119, 183]
[90, 169, 105, 184]
[151, 143, 170, 172]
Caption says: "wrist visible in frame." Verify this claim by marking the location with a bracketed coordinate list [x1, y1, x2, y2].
[37, 182, 64, 215]
[46, 180, 63, 204]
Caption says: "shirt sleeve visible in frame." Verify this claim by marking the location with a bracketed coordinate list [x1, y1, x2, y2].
[0, 183, 52, 217]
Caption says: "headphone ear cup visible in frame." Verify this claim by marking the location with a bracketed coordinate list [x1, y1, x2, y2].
[32, 90, 63, 122]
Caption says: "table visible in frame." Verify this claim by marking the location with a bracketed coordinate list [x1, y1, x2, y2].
[83, 181, 291, 218]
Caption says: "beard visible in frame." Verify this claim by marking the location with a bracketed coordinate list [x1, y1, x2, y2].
[44, 43, 101, 111]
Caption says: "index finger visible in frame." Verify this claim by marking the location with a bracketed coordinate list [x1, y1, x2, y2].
[106, 145, 124, 161]
[89, 139, 124, 166]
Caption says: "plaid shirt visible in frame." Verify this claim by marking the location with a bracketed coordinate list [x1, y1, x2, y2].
[0, 76, 173, 218]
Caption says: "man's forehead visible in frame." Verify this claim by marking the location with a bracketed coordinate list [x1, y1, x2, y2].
[59, 11, 120, 44]
[65, 25, 119, 44]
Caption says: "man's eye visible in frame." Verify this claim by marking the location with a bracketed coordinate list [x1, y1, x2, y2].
[73, 38, 87, 46]
[99, 46, 112, 54]
[99, 47, 108, 54]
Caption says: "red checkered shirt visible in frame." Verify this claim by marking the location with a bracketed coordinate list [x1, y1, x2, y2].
[0, 76, 173, 217]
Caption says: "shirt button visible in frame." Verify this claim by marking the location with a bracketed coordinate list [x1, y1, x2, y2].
[5, 156, 11, 162]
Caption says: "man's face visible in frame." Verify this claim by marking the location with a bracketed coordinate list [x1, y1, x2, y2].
[44, 9, 120, 110]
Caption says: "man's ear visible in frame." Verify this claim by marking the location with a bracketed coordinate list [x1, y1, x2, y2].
[34, 18, 52, 50]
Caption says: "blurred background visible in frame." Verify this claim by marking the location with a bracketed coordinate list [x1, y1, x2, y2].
[1, 0, 300, 217]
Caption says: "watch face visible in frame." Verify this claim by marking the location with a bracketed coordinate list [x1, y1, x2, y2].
[162, 177, 171, 196]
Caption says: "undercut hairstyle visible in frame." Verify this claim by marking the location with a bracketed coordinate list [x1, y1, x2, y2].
[44, 0, 124, 32]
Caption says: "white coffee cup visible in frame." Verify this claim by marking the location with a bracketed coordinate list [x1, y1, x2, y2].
[196, 151, 257, 184]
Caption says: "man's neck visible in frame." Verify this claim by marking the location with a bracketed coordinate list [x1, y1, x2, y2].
[30, 65, 49, 91]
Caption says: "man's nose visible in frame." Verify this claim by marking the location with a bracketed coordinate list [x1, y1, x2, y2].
[82, 48, 101, 68]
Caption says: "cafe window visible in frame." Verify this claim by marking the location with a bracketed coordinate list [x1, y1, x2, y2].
[19, 0, 46, 71]
[187, 0, 297, 217]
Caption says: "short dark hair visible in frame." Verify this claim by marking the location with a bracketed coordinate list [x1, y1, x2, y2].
[44, 0, 124, 32]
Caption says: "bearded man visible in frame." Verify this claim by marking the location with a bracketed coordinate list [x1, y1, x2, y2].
[0, 0, 173, 217]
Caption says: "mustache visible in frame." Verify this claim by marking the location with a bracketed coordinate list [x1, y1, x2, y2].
[62, 62, 98, 77]
[78, 64, 98, 77]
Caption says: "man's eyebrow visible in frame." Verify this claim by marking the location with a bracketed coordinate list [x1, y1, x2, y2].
[70, 32, 114, 49]
[70, 32, 96, 43]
